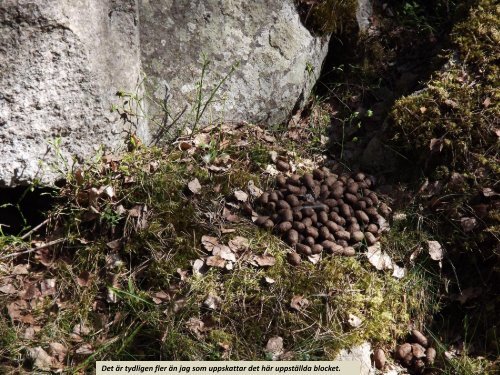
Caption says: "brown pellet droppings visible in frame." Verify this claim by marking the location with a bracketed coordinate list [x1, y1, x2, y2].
[312, 244, 323, 254]
[296, 244, 312, 256]
[277, 221, 293, 233]
[287, 252, 301, 266]
[364, 232, 377, 245]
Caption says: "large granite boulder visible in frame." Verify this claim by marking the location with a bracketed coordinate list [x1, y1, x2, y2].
[0, 0, 329, 186]
[140, 0, 329, 130]
[0, 0, 144, 186]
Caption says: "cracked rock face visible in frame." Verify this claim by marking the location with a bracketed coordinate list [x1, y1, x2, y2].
[0, 0, 329, 186]
[0, 0, 144, 186]
[140, 0, 329, 126]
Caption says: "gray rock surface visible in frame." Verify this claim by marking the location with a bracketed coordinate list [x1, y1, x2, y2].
[0, 0, 144, 186]
[335, 342, 375, 375]
[0, 0, 329, 186]
[140, 0, 329, 129]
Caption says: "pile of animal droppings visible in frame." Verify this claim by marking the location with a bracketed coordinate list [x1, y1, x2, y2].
[254, 167, 391, 265]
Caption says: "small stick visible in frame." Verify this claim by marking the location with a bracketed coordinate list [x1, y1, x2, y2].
[19, 218, 50, 241]
[0, 238, 65, 260]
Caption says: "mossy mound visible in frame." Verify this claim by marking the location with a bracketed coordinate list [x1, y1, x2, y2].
[387, 0, 499, 355]
[0, 126, 434, 371]
[295, 0, 358, 35]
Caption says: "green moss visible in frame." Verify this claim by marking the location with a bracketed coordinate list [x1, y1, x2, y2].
[296, 0, 358, 35]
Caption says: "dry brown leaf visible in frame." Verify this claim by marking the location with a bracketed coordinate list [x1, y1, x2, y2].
[265, 336, 284, 360]
[428, 240, 443, 261]
[347, 313, 363, 328]
[176, 268, 189, 281]
[192, 259, 206, 275]
[201, 235, 219, 252]
[290, 295, 309, 311]
[206, 255, 226, 268]
[234, 190, 248, 202]
[73, 323, 91, 336]
[0, 284, 17, 294]
[366, 243, 393, 271]
[40, 279, 56, 296]
[247, 180, 263, 197]
[49, 342, 67, 363]
[76, 271, 90, 287]
[8, 300, 28, 321]
[483, 97, 491, 108]
[75, 344, 94, 355]
[228, 236, 249, 252]
[483, 188, 498, 197]
[186, 318, 205, 339]
[212, 245, 236, 262]
[187, 178, 202, 194]
[264, 276, 276, 285]
[253, 254, 276, 267]
[460, 217, 477, 232]
[106, 239, 121, 250]
[222, 207, 240, 222]
[27, 347, 54, 371]
[429, 138, 444, 153]
[21, 283, 41, 300]
[203, 294, 221, 310]
[13, 264, 30, 275]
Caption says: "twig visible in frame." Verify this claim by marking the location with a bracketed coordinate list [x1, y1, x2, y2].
[0, 238, 66, 260]
[19, 218, 49, 241]
[0, 218, 50, 254]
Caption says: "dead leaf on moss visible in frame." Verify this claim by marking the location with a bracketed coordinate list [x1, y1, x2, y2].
[444, 99, 458, 108]
[234, 190, 248, 202]
[203, 294, 221, 310]
[187, 178, 202, 194]
[213, 245, 236, 262]
[0, 283, 17, 294]
[264, 277, 276, 285]
[347, 313, 363, 328]
[482, 188, 498, 197]
[228, 236, 249, 252]
[248, 180, 263, 198]
[265, 336, 284, 360]
[176, 268, 189, 281]
[482, 97, 491, 108]
[49, 342, 67, 363]
[13, 264, 30, 275]
[222, 207, 240, 222]
[460, 217, 477, 232]
[192, 259, 206, 275]
[186, 318, 205, 339]
[253, 254, 276, 267]
[27, 347, 54, 371]
[76, 271, 90, 287]
[40, 279, 56, 296]
[75, 344, 94, 355]
[206, 255, 226, 268]
[201, 235, 220, 252]
[290, 295, 309, 311]
[307, 254, 321, 264]
[429, 138, 444, 153]
[428, 240, 443, 261]
[366, 243, 393, 271]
